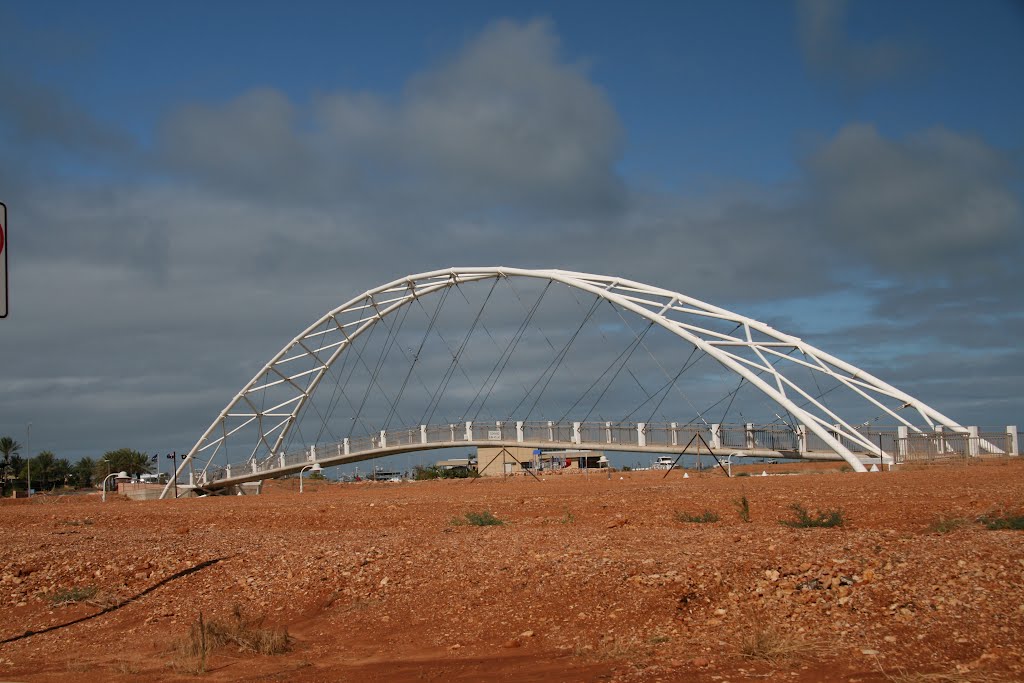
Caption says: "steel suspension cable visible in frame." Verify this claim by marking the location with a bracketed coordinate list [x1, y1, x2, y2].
[555, 304, 654, 423]
[423, 278, 499, 425]
[617, 346, 699, 423]
[577, 319, 655, 424]
[383, 285, 451, 430]
[517, 294, 604, 421]
[469, 281, 551, 422]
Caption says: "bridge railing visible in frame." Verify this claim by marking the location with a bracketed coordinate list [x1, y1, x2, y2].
[804, 427, 900, 455]
[643, 423, 710, 448]
[194, 421, 1017, 487]
[895, 429, 1014, 463]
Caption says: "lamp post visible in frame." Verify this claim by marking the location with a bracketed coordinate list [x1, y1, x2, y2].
[26, 422, 31, 497]
[166, 452, 178, 499]
[299, 463, 322, 493]
[102, 471, 128, 502]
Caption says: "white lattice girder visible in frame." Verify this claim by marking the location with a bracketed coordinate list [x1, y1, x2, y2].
[162, 267, 965, 497]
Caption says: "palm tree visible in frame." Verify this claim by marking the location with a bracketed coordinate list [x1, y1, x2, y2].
[73, 457, 95, 488]
[52, 458, 72, 489]
[0, 436, 22, 493]
[29, 451, 56, 491]
[97, 448, 153, 479]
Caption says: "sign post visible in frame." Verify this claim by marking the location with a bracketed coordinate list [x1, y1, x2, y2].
[1, 202, 7, 318]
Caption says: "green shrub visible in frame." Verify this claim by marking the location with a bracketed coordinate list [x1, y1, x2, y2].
[453, 510, 504, 526]
[49, 586, 98, 606]
[675, 510, 719, 523]
[780, 503, 844, 528]
[413, 465, 441, 480]
[978, 513, 1024, 530]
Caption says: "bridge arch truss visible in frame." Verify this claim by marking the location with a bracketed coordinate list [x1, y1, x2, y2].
[163, 267, 969, 497]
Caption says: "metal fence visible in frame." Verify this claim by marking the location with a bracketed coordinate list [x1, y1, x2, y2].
[895, 431, 1013, 464]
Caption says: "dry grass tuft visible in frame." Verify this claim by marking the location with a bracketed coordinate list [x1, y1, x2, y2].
[738, 624, 809, 662]
[172, 606, 290, 674]
[926, 516, 970, 534]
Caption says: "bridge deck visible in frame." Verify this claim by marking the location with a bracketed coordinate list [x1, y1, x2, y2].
[193, 437, 890, 492]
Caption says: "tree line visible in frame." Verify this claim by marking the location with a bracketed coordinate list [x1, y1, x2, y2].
[0, 437, 156, 494]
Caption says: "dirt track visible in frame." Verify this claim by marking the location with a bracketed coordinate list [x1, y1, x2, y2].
[1, 460, 1023, 682]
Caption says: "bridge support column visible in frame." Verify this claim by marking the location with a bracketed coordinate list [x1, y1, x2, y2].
[637, 422, 646, 448]
[605, 422, 612, 444]
[548, 421, 554, 441]
[421, 425, 427, 445]
[309, 445, 316, 462]
[797, 425, 807, 454]
[343, 438, 350, 455]
[1007, 426, 1018, 455]
[516, 421, 524, 443]
[380, 430, 387, 448]
[189, 472, 195, 486]
[573, 422, 581, 445]
[898, 426, 908, 460]
[450, 424, 456, 441]
[671, 422, 678, 446]
[252, 461, 258, 474]
[226, 464, 232, 478]
[279, 453, 285, 468]
[465, 422, 473, 441]
[710, 424, 721, 450]
[744, 423, 754, 450]
[968, 426, 979, 456]
[934, 425, 945, 455]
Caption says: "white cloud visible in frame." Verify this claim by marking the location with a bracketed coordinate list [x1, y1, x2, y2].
[160, 19, 624, 215]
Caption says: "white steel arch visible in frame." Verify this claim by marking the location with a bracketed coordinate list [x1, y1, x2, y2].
[163, 267, 966, 497]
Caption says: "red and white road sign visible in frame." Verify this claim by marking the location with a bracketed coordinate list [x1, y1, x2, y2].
[1, 202, 7, 318]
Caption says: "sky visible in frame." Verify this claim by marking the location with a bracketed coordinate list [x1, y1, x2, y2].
[1, 0, 1022, 465]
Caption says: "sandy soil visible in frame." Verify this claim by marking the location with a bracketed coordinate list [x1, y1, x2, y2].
[1, 459, 1022, 682]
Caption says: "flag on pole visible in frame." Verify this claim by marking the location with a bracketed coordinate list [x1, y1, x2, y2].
[151, 454, 158, 462]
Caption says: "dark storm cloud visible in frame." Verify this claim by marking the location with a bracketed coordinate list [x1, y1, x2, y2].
[805, 124, 1023, 274]
[796, 0, 925, 88]
[0, 68, 134, 159]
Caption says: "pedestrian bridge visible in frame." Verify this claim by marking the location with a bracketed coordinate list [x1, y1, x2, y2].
[181, 419, 1018, 493]
[163, 268, 1015, 498]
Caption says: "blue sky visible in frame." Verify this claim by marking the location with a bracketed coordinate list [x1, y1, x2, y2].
[7, 1, 1022, 181]
[1, 1, 1022, 461]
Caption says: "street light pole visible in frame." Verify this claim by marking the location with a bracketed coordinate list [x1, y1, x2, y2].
[167, 452, 178, 499]
[102, 471, 128, 502]
[26, 422, 31, 497]
[299, 463, 322, 493]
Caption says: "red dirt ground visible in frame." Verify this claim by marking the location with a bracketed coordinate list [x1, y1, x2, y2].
[1, 459, 1023, 682]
